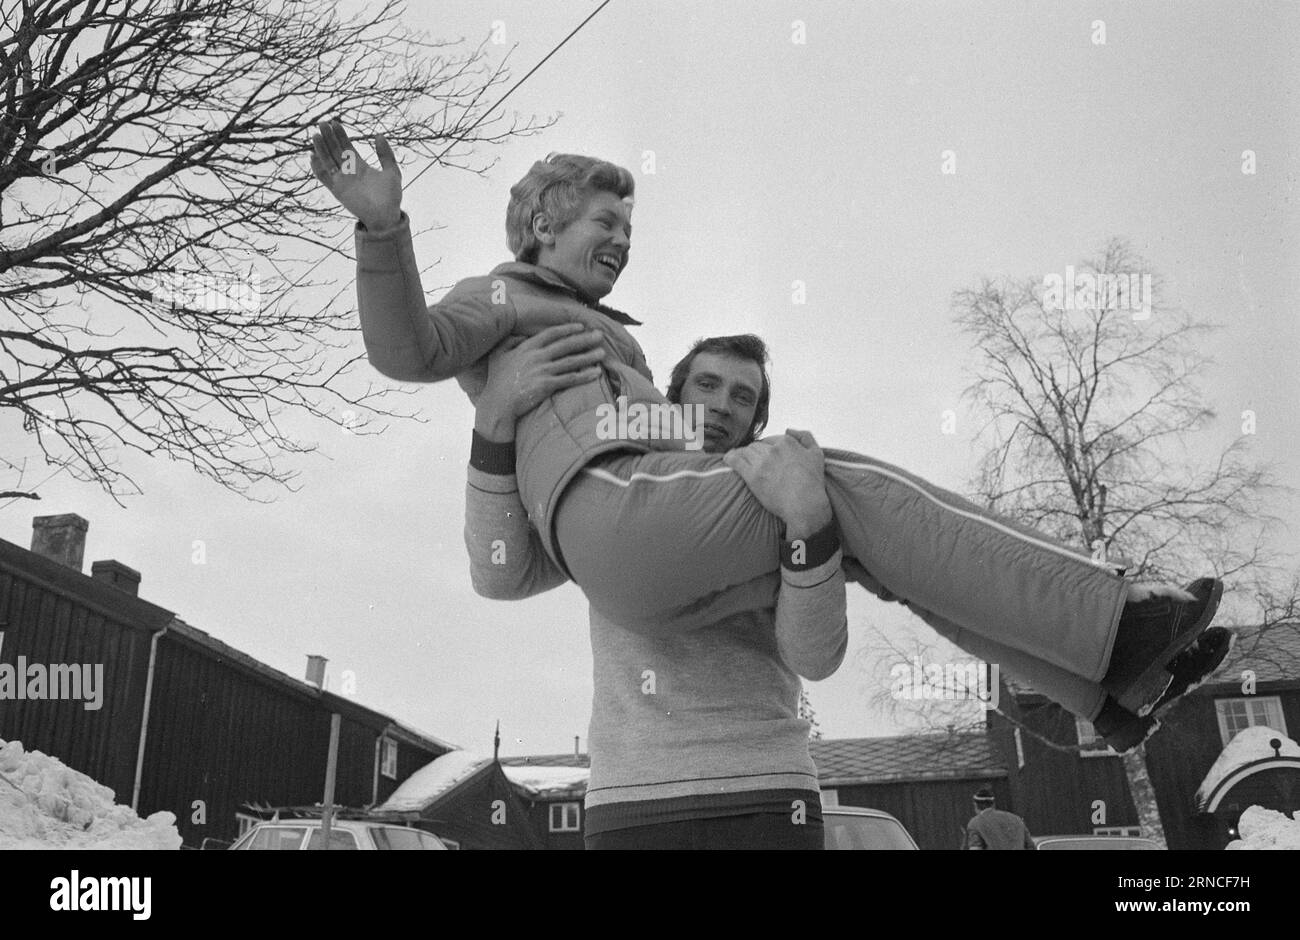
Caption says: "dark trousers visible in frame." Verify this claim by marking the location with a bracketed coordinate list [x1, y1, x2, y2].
[585, 813, 825, 850]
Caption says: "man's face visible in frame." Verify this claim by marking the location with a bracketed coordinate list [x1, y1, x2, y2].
[678, 351, 763, 454]
[534, 190, 631, 301]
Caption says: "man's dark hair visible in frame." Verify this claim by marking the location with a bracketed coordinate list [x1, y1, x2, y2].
[665, 334, 771, 446]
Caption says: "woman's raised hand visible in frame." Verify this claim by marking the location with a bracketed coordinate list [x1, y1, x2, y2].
[310, 119, 403, 231]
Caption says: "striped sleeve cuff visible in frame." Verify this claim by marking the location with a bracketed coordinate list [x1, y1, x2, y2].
[470, 430, 517, 475]
[781, 520, 841, 572]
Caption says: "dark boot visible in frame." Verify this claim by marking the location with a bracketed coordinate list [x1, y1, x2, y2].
[1145, 627, 1236, 717]
[1092, 628, 1235, 754]
[1101, 578, 1224, 715]
[1093, 696, 1161, 754]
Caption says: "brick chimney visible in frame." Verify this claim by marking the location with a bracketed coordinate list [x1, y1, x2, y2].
[306, 654, 328, 689]
[91, 559, 141, 597]
[31, 514, 89, 571]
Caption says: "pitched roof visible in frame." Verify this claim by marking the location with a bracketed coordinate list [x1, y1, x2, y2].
[1210, 624, 1300, 685]
[503, 735, 1005, 793]
[501, 765, 590, 800]
[500, 753, 590, 769]
[810, 733, 1005, 786]
[0, 534, 457, 757]
[375, 751, 494, 812]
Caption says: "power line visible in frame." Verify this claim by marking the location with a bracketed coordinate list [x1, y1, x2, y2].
[1, 1, 615, 512]
[306, 0, 613, 305]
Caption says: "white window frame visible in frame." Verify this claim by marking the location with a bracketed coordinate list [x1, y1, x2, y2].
[234, 812, 261, 837]
[1075, 716, 1117, 757]
[820, 789, 839, 808]
[549, 801, 581, 832]
[380, 738, 398, 779]
[1215, 696, 1288, 748]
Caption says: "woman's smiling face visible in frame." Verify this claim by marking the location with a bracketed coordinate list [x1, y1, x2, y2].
[533, 190, 632, 301]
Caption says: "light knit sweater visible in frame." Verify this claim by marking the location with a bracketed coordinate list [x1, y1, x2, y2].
[464, 434, 848, 833]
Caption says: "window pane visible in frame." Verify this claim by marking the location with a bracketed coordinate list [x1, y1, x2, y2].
[248, 826, 307, 850]
[376, 828, 423, 850]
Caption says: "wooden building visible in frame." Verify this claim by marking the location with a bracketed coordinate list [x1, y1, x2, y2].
[500, 735, 1015, 850]
[499, 753, 590, 850]
[989, 625, 1300, 848]
[0, 514, 454, 848]
[809, 734, 1010, 850]
[375, 751, 544, 849]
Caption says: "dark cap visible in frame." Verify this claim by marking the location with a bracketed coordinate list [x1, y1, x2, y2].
[973, 786, 996, 804]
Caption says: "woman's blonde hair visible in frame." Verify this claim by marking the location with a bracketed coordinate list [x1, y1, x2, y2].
[506, 153, 635, 263]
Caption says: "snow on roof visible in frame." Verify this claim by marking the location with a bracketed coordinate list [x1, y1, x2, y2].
[1225, 806, 1300, 850]
[376, 750, 493, 812]
[501, 764, 590, 797]
[1195, 726, 1300, 809]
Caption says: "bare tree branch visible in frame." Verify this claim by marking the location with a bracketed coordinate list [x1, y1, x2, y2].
[0, 0, 557, 503]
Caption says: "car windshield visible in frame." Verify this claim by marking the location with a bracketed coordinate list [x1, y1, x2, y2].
[824, 813, 916, 850]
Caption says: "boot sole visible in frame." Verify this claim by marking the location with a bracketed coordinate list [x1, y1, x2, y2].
[1105, 713, 1162, 754]
[1117, 578, 1224, 715]
[1146, 627, 1237, 719]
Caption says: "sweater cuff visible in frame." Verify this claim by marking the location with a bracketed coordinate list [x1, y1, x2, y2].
[782, 520, 840, 571]
[354, 210, 409, 239]
[354, 212, 412, 273]
[470, 430, 517, 475]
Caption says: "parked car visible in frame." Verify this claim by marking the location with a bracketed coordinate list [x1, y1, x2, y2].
[823, 806, 919, 849]
[227, 818, 453, 850]
[1033, 834, 1163, 850]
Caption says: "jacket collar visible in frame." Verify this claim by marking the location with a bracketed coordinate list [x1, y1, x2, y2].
[490, 261, 642, 326]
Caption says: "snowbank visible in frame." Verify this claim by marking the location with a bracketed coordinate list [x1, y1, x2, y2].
[1195, 726, 1300, 808]
[377, 749, 491, 811]
[0, 738, 181, 850]
[1225, 806, 1300, 850]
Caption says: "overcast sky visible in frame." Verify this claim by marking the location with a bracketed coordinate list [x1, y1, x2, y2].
[2, 0, 1296, 759]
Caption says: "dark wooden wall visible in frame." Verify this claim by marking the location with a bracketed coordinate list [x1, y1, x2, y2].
[1, 538, 448, 849]
[991, 701, 1138, 837]
[1144, 683, 1300, 849]
[0, 547, 163, 798]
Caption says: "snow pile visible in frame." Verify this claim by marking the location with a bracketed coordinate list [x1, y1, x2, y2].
[0, 738, 181, 850]
[1225, 806, 1300, 850]
[501, 764, 589, 798]
[377, 750, 491, 811]
[1195, 726, 1300, 808]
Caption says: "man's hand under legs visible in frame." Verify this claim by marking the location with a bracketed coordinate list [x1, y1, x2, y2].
[722, 429, 833, 540]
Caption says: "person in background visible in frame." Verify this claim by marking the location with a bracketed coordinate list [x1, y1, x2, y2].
[965, 787, 1036, 850]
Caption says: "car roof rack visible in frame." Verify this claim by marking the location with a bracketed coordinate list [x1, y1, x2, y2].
[239, 801, 420, 824]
